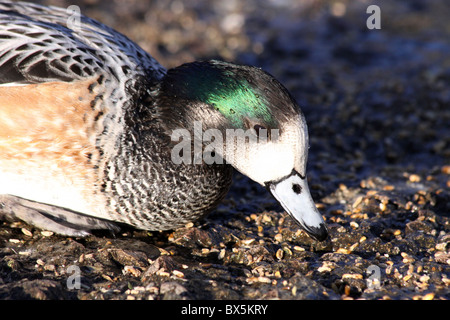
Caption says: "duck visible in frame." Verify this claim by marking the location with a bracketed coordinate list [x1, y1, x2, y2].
[0, 1, 328, 241]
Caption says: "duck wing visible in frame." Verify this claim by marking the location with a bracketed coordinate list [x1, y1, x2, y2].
[0, 1, 166, 235]
[0, 1, 166, 85]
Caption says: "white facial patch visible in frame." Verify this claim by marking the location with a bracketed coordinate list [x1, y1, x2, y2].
[227, 115, 308, 185]
[232, 140, 295, 185]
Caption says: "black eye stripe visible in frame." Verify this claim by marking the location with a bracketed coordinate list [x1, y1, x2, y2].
[264, 170, 306, 190]
[292, 183, 302, 194]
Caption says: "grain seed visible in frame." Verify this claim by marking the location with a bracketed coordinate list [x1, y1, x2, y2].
[342, 273, 363, 280]
[36, 259, 45, 266]
[172, 270, 184, 278]
[41, 231, 54, 237]
[403, 274, 412, 282]
[422, 293, 435, 300]
[21, 228, 32, 237]
[218, 249, 226, 260]
[352, 196, 364, 208]
[441, 165, 450, 174]
[274, 233, 283, 242]
[276, 248, 284, 260]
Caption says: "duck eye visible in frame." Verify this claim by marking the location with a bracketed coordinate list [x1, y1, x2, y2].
[292, 183, 302, 194]
[253, 124, 267, 137]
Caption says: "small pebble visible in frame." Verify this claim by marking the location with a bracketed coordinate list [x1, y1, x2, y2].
[44, 264, 55, 272]
[123, 266, 141, 277]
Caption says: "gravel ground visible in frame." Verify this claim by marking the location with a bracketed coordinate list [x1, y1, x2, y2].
[0, 0, 449, 300]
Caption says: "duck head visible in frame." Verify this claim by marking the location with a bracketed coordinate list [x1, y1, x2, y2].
[160, 60, 328, 241]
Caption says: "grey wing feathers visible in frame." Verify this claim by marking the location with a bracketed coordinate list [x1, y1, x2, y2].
[0, 1, 165, 85]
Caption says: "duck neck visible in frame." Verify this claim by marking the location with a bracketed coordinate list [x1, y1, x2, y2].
[100, 79, 233, 228]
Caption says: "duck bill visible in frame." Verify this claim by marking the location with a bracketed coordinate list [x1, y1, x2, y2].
[266, 171, 328, 241]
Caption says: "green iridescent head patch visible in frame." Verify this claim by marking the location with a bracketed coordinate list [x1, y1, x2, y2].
[164, 60, 277, 128]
